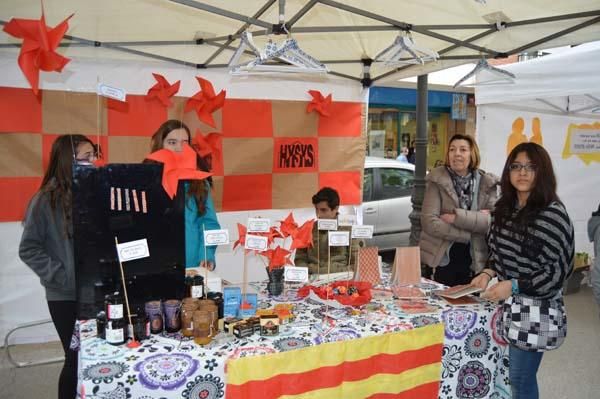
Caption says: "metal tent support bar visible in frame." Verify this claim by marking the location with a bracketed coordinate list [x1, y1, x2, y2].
[4, 319, 64, 368]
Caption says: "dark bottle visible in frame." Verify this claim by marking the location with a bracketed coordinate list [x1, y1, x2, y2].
[96, 311, 107, 339]
[207, 292, 224, 320]
[191, 275, 204, 298]
[131, 308, 150, 341]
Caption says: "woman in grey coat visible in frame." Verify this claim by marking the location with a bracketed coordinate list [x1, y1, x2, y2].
[419, 134, 499, 286]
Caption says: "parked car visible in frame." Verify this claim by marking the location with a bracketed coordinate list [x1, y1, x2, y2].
[362, 157, 415, 251]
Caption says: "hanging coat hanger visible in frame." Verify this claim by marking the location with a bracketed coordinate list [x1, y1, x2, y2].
[374, 31, 439, 66]
[453, 58, 516, 88]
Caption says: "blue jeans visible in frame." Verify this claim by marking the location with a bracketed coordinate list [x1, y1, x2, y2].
[509, 345, 544, 399]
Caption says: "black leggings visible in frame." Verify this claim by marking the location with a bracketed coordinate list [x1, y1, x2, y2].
[48, 300, 78, 399]
[433, 242, 473, 286]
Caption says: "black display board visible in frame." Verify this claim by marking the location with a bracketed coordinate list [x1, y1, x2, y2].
[72, 163, 185, 319]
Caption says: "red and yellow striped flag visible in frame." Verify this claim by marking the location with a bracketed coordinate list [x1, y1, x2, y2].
[226, 323, 444, 399]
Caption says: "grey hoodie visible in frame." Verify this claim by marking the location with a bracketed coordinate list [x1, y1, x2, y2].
[588, 213, 600, 307]
[19, 191, 76, 301]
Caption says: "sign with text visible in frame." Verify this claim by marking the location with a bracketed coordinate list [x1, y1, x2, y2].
[284, 266, 309, 282]
[338, 214, 357, 227]
[318, 219, 338, 231]
[203, 229, 230, 246]
[273, 137, 319, 173]
[247, 218, 271, 233]
[244, 234, 269, 251]
[328, 231, 350, 247]
[116, 238, 150, 262]
[97, 83, 126, 102]
[351, 225, 374, 239]
[570, 128, 600, 153]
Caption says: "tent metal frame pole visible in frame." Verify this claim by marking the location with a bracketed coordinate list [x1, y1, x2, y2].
[570, 95, 600, 113]
[203, 0, 277, 65]
[505, 10, 600, 28]
[287, 0, 319, 27]
[507, 15, 600, 55]
[168, 0, 273, 29]
[536, 99, 568, 114]
[409, 74, 428, 247]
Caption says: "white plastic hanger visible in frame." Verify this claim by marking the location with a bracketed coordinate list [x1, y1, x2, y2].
[374, 32, 439, 66]
[453, 58, 516, 88]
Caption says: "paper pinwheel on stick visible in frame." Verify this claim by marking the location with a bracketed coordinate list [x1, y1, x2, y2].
[3, 9, 73, 95]
[145, 73, 180, 107]
[185, 76, 226, 128]
[306, 90, 332, 117]
[146, 144, 212, 199]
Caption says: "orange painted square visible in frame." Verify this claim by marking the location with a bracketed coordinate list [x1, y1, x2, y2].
[222, 99, 273, 137]
[0, 87, 42, 133]
[319, 171, 362, 205]
[317, 102, 362, 137]
[222, 174, 272, 211]
[107, 95, 167, 136]
[42, 134, 109, 171]
[0, 177, 42, 221]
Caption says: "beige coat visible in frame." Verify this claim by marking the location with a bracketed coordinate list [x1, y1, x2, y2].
[419, 166, 499, 274]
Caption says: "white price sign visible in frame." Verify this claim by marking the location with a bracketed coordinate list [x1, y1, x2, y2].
[97, 83, 126, 101]
[351, 225, 374, 239]
[284, 266, 309, 282]
[338, 214, 357, 226]
[570, 128, 600, 154]
[247, 218, 271, 233]
[244, 234, 269, 251]
[328, 231, 350, 247]
[318, 219, 338, 231]
[116, 238, 150, 262]
[204, 229, 230, 246]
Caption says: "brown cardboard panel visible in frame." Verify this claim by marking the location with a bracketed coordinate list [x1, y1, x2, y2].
[168, 97, 223, 134]
[108, 136, 151, 164]
[222, 138, 273, 175]
[272, 172, 318, 209]
[318, 137, 366, 172]
[272, 100, 318, 138]
[210, 176, 224, 212]
[42, 90, 108, 135]
[0, 133, 42, 177]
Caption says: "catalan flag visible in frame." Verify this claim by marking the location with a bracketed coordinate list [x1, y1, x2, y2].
[226, 323, 444, 399]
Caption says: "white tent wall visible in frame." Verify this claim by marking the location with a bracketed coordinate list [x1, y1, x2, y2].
[0, 54, 367, 344]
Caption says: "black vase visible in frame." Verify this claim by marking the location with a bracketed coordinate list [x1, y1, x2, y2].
[266, 268, 284, 296]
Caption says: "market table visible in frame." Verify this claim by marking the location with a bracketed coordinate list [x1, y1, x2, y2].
[75, 279, 510, 399]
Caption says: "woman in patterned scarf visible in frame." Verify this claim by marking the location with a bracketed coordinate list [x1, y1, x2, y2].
[419, 134, 499, 286]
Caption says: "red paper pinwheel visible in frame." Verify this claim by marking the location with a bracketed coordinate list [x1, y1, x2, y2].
[263, 246, 293, 271]
[290, 219, 315, 250]
[192, 131, 221, 158]
[145, 73, 180, 107]
[145, 144, 212, 199]
[279, 212, 299, 238]
[185, 76, 226, 128]
[306, 90, 332, 117]
[3, 10, 73, 95]
[233, 223, 247, 250]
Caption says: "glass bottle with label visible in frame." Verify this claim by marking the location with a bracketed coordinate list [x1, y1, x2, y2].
[105, 318, 126, 345]
[106, 291, 124, 321]
[191, 275, 204, 298]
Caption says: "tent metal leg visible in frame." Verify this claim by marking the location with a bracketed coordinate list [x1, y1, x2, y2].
[4, 319, 64, 368]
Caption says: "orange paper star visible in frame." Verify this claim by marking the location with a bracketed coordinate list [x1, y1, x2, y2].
[258, 226, 284, 246]
[263, 246, 293, 271]
[290, 219, 315, 250]
[146, 73, 180, 107]
[306, 90, 332, 117]
[279, 212, 299, 238]
[185, 76, 226, 128]
[3, 9, 73, 95]
[145, 144, 212, 199]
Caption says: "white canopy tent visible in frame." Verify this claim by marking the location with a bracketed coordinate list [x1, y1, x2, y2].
[476, 41, 600, 255]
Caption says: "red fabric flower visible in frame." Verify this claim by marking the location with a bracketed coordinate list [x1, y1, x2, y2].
[185, 76, 226, 128]
[306, 90, 332, 117]
[145, 73, 180, 107]
[145, 144, 211, 199]
[3, 10, 73, 95]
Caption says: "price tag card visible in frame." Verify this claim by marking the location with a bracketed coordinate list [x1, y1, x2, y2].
[351, 225, 374, 239]
[116, 238, 150, 262]
[284, 266, 309, 282]
[244, 234, 269, 251]
[318, 219, 338, 231]
[328, 231, 350, 247]
[338, 214, 357, 227]
[204, 229, 230, 246]
[247, 218, 271, 233]
[97, 83, 126, 101]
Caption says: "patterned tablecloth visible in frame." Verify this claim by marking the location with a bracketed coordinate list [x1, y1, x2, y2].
[76, 279, 510, 399]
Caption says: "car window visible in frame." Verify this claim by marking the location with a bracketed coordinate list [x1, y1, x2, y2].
[363, 168, 374, 202]
[380, 167, 414, 199]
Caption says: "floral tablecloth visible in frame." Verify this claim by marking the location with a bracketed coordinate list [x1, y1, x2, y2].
[76, 279, 510, 399]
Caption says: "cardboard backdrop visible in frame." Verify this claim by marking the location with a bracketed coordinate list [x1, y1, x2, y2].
[0, 87, 366, 221]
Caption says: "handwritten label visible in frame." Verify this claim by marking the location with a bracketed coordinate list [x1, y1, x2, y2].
[247, 218, 271, 233]
[204, 229, 230, 246]
[116, 239, 150, 262]
[244, 234, 269, 251]
[318, 219, 338, 231]
[328, 231, 350, 247]
[97, 83, 126, 101]
[284, 266, 309, 282]
[338, 214, 357, 226]
[570, 128, 600, 154]
[351, 225, 374, 239]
